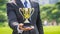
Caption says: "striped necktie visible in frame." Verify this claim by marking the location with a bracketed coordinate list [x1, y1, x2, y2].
[24, 0, 28, 7]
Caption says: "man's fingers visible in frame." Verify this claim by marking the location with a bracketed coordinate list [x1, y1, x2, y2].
[25, 27, 33, 30]
[19, 24, 33, 31]
[19, 23, 24, 27]
[19, 27, 33, 31]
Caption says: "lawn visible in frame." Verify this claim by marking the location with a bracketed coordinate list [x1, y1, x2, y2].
[44, 26, 60, 34]
[0, 26, 60, 34]
[0, 27, 12, 34]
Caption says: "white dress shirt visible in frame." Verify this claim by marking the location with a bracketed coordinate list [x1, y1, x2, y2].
[17, 0, 31, 33]
[20, 0, 31, 8]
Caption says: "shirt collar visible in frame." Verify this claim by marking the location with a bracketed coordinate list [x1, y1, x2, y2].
[20, 0, 29, 4]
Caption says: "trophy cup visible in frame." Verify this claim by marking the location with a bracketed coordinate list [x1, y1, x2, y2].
[19, 8, 34, 29]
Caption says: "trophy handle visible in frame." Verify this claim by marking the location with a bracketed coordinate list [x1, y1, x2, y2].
[19, 8, 24, 18]
[30, 8, 34, 17]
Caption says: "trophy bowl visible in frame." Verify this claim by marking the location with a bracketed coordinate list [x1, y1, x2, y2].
[19, 8, 34, 28]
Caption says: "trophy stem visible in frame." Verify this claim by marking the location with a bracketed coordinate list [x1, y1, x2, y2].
[24, 19, 30, 23]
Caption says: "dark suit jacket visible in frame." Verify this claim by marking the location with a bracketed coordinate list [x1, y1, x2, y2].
[7, 0, 44, 34]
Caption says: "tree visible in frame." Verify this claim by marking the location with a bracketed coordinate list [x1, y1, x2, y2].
[40, 2, 60, 24]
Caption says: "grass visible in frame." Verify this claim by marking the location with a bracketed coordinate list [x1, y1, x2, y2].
[43, 26, 60, 34]
[0, 27, 12, 34]
[0, 26, 60, 34]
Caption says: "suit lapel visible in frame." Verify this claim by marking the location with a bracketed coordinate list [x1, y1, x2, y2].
[16, 0, 24, 8]
[29, 0, 34, 8]
[15, 0, 34, 8]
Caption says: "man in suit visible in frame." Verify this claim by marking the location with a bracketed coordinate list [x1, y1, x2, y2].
[7, 0, 44, 34]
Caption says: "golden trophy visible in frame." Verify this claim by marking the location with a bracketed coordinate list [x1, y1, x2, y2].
[19, 8, 34, 28]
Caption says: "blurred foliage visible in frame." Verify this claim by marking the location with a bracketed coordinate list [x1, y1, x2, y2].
[0, 0, 8, 25]
[0, 11, 7, 22]
[40, 2, 60, 24]
[0, 0, 7, 6]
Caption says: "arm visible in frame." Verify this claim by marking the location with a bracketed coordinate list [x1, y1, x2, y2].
[36, 3, 44, 34]
[7, 3, 23, 33]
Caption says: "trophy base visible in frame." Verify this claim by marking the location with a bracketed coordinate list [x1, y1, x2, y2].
[24, 23, 32, 27]
[24, 23, 34, 29]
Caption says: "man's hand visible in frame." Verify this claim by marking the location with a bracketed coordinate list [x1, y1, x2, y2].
[19, 23, 33, 31]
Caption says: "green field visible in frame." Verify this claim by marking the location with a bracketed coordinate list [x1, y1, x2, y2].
[44, 26, 60, 34]
[0, 26, 60, 34]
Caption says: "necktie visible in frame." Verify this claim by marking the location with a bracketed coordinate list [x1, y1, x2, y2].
[24, 0, 28, 7]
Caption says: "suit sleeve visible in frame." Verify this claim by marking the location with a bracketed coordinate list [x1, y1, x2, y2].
[7, 3, 19, 30]
[36, 3, 44, 34]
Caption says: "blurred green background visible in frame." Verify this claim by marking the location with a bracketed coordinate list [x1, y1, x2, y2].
[0, 0, 60, 34]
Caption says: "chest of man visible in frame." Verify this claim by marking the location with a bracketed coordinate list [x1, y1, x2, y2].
[11, 1, 38, 24]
